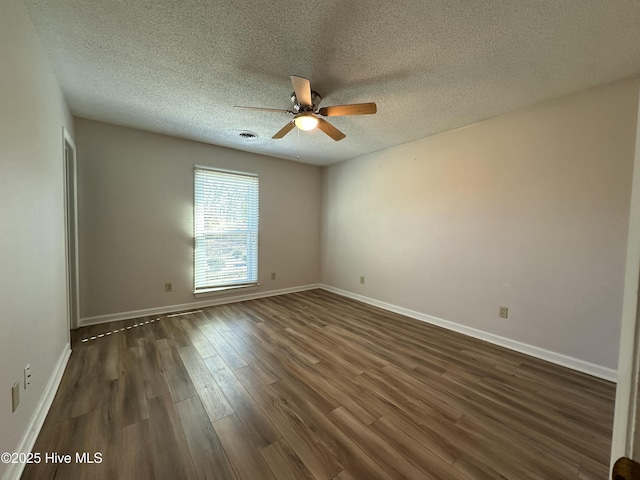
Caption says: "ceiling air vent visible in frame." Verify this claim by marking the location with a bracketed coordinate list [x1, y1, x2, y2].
[238, 131, 259, 140]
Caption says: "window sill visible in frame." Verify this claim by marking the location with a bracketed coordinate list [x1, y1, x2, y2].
[193, 283, 259, 298]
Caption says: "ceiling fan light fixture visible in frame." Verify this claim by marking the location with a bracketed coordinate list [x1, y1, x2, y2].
[241, 75, 376, 141]
[294, 114, 319, 131]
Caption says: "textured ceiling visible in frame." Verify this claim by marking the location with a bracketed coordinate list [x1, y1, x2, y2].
[24, 0, 640, 166]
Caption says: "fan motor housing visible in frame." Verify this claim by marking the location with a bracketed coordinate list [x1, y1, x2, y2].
[291, 90, 322, 112]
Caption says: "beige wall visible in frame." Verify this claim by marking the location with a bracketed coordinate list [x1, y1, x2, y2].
[323, 79, 639, 371]
[0, 0, 74, 476]
[75, 119, 322, 320]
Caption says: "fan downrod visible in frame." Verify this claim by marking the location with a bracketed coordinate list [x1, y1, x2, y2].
[291, 90, 322, 113]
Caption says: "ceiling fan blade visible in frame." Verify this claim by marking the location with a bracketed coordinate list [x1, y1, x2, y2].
[290, 76, 312, 107]
[235, 106, 293, 114]
[319, 102, 377, 117]
[317, 118, 346, 141]
[272, 122, 295, 139]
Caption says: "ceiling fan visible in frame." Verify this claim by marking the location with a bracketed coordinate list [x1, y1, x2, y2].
[235, 75, 377, 141]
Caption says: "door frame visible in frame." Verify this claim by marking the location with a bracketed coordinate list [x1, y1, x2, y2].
[62, 127, 79, 334]
[611, 80, 640, 470]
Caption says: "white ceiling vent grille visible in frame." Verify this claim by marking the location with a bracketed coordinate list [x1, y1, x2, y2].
[238, 131, 259, 140]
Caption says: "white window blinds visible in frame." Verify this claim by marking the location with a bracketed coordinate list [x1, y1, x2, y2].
[194, 167, 259, 292]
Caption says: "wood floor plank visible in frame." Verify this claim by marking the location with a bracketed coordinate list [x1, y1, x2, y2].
[204, 354, 281, 449]
[332, 471, 356, 480]
[452, 452, 513, 480]
[261, 439, 316, 480]
[303, 365, 379, 425]
[327, 406, 429, 480]
[147, 393, 198, 480]
[577, 457, 609, 480]
[236, 348, 282, 384]
[64, 345, 104, 419]
[116, 346, 148, 428]
[22, 416, 78, 479]
[234, 366, 344, 480]
[176, 395, 237, 480]
[312, 361, 384, 422]
[159, 317, 193, 348]
[419, 380, 593, 471]
[311, 354, 364, 382]
[246, 342, 296, 381]
[454, 413, 580, 479]
[138, 336, 171, 399]
[197, 321, 248, 370]
[226, 323, 263, 346]
[178, 345, 234, 422]
[369, 415, 471, 480]
[205, 306, 237, 333]
[180, 315, 219, 358]
[121, 317, 154, 349]
[270, 379, 393, 480]
[284, 325, 339, 353]
[363, 393, 462, 465]
[355, 368, 463, 422]
[260, 347, 339, 415]
[34, 379, 118, 480]
[94, 323, 120, 382]
[282, 327, 366, 379]
[89, 378, 120, 466]
[317, 327, 389, 370]
[397, 362, 609, 466]
[221, 329, 255, 355]
[325, 324, 419, 370]
[118, 420, 156, 480]
[157, 338, 198, 403]
[257, 322, 322, 365]
[213, 414, 277, 480]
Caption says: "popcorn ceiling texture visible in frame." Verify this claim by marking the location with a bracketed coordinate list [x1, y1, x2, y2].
[24, 0, 640, 165]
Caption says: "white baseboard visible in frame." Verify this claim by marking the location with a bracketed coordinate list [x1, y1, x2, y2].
[78, 282, 616, 382]
[320, 285, 617, 383]
[79, 284, 323, 327]
[2, 343, 71, 480]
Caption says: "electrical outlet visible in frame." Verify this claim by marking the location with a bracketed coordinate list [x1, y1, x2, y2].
[271, 272, 276, 280]
[12, 382, 19, 412]
[24, 365, 31, 390]
[165, 282, 173, 293]
[499, 306, 509, 318]
[360, 276, 365, 285]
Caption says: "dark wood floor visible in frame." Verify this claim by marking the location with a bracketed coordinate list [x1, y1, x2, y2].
[22, 289, 615, 480]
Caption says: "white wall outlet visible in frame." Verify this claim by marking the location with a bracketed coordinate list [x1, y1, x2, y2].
[271, 272, 276, 280]
[360, 276, 365, 285]
[499, 306, 509, 318]
[165, 282, 173, 292]
[24, 365, 31, 390]
[12, 382, 19, 412]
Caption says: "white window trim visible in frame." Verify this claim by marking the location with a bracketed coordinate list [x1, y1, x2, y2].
[193, 283, 260, 298]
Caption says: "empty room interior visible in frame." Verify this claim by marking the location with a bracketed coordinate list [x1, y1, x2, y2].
[4, 0, 640, 479]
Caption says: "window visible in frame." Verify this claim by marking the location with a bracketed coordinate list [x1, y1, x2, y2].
[194, 166, 259, 293]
